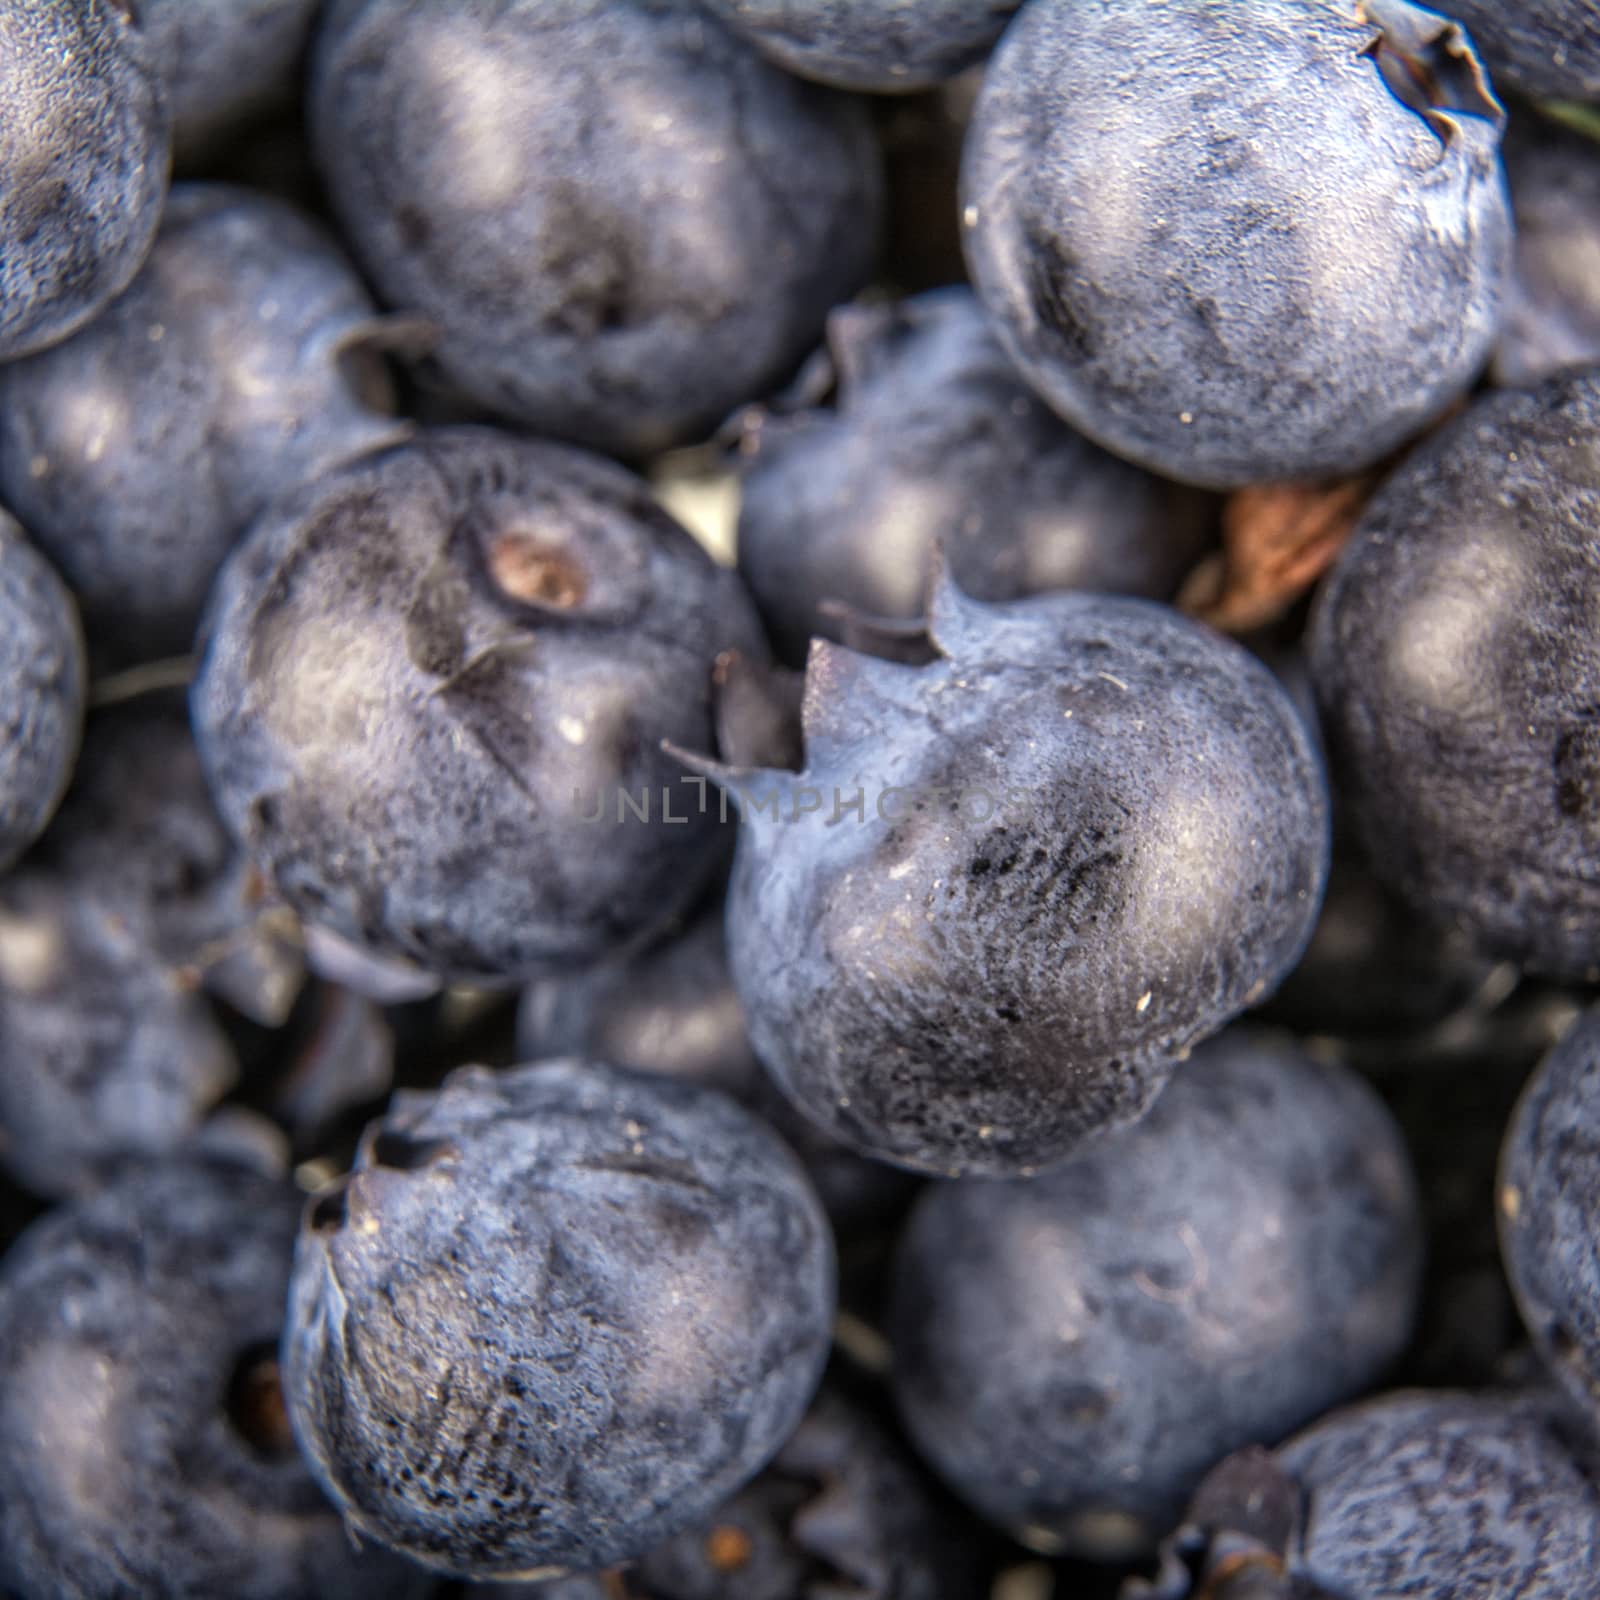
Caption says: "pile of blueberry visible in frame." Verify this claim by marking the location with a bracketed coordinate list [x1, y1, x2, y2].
[8, 1, 1600, 1596]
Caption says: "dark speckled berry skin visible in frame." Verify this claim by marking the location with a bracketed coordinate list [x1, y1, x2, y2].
[311, 0, 884, 460]
[697, 0, 1020, 91]
[1499, 1006, 1600, 1429]
[0, 520, 84, 874]
[191, 427, 765, 994]
[0, 2, 170, 361]
[890, 1031, 1422, 1561]
[1279, 1392, 1600, 1598]
[1494, 112, 1600, 389]
[140, 0, 322, 155]
[1310, 371, 1600, 983]
[0, 871, 238, 1198]
[0, 1157, 432, 1600]
[282, 1060, 835, 1580]
[707, 576, 1328, 1178]
[736, 289, 1217, 665]
[961, 0, 1510, 489]
[1130, 1392, 1600, 1599]
[0, 183, 410, 669]
[1432, 1, 1600, 102]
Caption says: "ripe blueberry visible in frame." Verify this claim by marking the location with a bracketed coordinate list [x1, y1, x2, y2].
[736, 289, 1216, 666]
[1310, 369, 1600, 982]
[191, 427, 765, 993]
[696, 572, 1328, 1177]
[0, 1, 170, 360]
[0, 183, 410, 668]
[890, 1030, 1421, 1558]
[0, 1157, 432, 1599]
[962, 0, 1510, 487]
[310, 0, 884, 459]
[282, 1060, 835, 1578]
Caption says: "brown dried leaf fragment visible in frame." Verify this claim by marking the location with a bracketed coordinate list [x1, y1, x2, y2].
[1182, 398, 1474, 634]
[1178, 473, 1383, 634]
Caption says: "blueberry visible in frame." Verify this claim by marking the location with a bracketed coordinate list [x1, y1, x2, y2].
[191, 426, 765, 994]
[1494, 111, 1600, 389]
[0, 182, 411, 668]
[138, 0, 322, 156]
[1309, 369, 1600, 982]
[696, 1, 1021, 92]
[28, 689, 306, 1026]
[889, 1029, 1421, 1560]
[735, 289, 1217, 666]
[0, 869, 238, 1197]
[0, 1155, 432, 1599]
[1132, 1391, 1600, 1598]
[518, 902, 918, 1232]
[1499, 1004, 1600, 1427]
[695, 573, 1328, 1177]
[309, 0, 884, 460]
[961, 0, 1511, 488]
[282, 1059, 835, 1578]
[1430, 1, 1600, 102]
[0, 1, 171, 361]
[0, 519, 85, 874]
[1275, 1391, 1600, 1596]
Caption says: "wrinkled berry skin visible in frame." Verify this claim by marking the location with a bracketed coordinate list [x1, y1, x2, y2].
[1279, 1392, 1600, 1597]
[962, 0, 1510, 488]
[30, 692, 305, 1027]
[1495, 113, 1600, 389]
[1499, 1006, 1600, 1427]
[474, 1386, 983, 1599]
[737, 290, 1217, 664]
[0, 183, 409, 668]
[1432, 1, 1600, 102]
[0, 521, 84, 874]
[282, 1060, 835, 1579]
[1310, 371, 1600, 982]
[698, 0, 1020, 91]
[0, 1, 170, 359]
[311, 0, 883, 459]
[0, 1158, 430, 1600]
[192, 427, 764, 993]
[890, 1031, 1421, 1559]
[139, 0, 322, 155]
[519, 905, 918, 1232]
[716, 578, 1328, 1178]
[0, 872, 238, 1198]
[1132, 1391, 1600, 1599]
